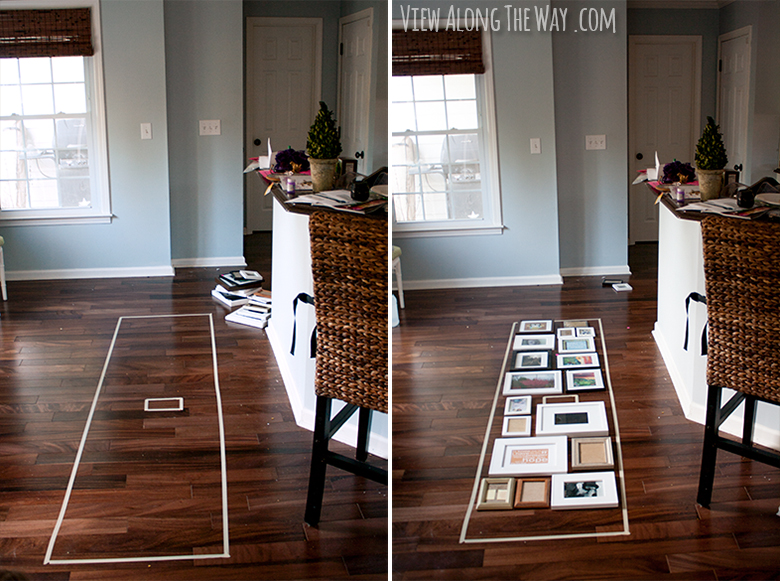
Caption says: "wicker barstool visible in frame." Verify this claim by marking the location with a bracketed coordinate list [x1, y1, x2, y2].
[697, 215, 780, 508]
[304, 210, 388, 526]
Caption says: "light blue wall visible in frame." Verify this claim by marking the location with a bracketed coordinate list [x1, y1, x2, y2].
[720, 0, 780, 182]
[3, 0, 173, 275]
[554, 1, 628, 273]
[165, 0, 244, 264]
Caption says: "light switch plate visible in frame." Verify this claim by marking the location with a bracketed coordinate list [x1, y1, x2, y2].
[199, 120, 221, 136]
[530, 138, 541, 155]
[585, 134, 606, 150]
[140, 123, 152, 140]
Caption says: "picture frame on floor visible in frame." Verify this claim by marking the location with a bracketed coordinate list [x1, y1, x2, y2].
[512, 351, 550, 370]
[575, 327, 596, 338]
[557, 327, 576, 339]
[519, 320, 553, 333]
[513, 334, 555, 351]
[476, 477, 516, 510]
[571, 436, 614, 470]
[551, 471, 618, 509]
[503, 370, 563, 396]
[504, 395, 532, 415]
[513, 477, 551, 509]
[566, 368, 605, 391]
[535, 401, 609, 437]
[501, 415, 532, 437]
[556, 353, 600, 369]
[488, 435, 568, 476]
[557, 337, 596, 353]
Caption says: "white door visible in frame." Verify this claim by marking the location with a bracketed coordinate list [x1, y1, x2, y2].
[338, 9, 373, 174]
[717, 27, 751, 182]
[245, 18, 322, 232]
[628, 36, 701, 243]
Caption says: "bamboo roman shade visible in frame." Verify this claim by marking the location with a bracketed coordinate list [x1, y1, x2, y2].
[392, 29, 485, 76]
[0, 8, 94, 58]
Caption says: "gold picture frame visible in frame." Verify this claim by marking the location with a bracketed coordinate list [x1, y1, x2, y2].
[476, 477, 516, 510]
[571, 436, 614, 470]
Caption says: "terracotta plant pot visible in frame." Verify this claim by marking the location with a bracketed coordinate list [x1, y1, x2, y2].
[309, 158, 339, 193]
[696, 168, 725, 201]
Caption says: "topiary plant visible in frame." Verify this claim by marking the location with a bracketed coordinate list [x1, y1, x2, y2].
[695, 116, 728, 170]
[307, 102, 342, 160]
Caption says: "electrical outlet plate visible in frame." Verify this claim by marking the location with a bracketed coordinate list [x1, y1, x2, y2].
[585, 134, 606, 150]
[199, 120, 221, 136]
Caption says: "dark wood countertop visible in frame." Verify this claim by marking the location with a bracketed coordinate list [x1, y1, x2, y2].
[270, 183, 387, 220]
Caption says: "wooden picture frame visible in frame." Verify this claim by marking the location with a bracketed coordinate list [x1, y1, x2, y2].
[535, 401, 610, 437]
[504, 395, 532, 415]
[571, 436, 614, 471]
[566, 368, 605, 392]
[513, 477, 551, 509]
[476, 477, 516, 510]
[519, 320, 552, 333]
[502, 415, 532, 437]
[503, 370, 563, 396]
[562, 320, 588, 328]
[556, 353, 600, 369]
[551, 471, 619, 510]
[488, 435, 568, 476]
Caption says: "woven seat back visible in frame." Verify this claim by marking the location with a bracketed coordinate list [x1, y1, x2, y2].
[309, 211, 388, 413]
[701, 215, 780, 404]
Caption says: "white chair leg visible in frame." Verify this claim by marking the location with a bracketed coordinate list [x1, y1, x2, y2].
[392, 256, 404, 309]
[0, 245, 6, 301]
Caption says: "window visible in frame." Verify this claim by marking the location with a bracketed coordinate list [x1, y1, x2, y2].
[391, 28, 502, 237]
[0, 2, 110, 226]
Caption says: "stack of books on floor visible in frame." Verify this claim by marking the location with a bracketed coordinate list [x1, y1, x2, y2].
[211, 270, 272, 329]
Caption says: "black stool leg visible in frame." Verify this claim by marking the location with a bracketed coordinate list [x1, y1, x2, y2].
[356, 407, 372, 462]
[697, 384, 722, 508]
[742, 395, 757, 445]
[305, 396, 332, 526]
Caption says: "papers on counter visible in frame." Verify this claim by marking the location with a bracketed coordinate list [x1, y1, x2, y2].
[285, 189, 387, 214]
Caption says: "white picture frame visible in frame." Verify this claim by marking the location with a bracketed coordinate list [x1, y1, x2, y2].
[488, 436, 568, 476]
[512, 351, 549, 370]
[566, 369, 605, 392]
[556, 353, 600, 369]
[551, 471, 619, 510]
[556, 327, 576, 339]
[504, 395, 532, 415]
[518, 320, 552, 333]
[503, 370, 563, 396]
[576, 327, 596, 338]
[502, 415, 532, 437]
[535, 401, 609, 437]
[557, 337, 596, 353]
[513, 334, 555, 351]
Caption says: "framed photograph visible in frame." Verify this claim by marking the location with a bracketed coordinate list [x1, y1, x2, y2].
[519, 320, 552, 333]
[476, 477, 516, 510]
[488, 435, 568, 476]
[512, 351, 549, 370]
[556, 327, 576, 339]
[556, 353, 600, 369]
[551, 471, 619, 510]
[557, 337, 596, 353]
[535, 401, 609, 437]
[513, 334, 555, 351]
[566, 369, 605, 392]
[571, 437, 614, 470]
[514, 477, 551, 509]
[575, 327, 596, 338]
[503, 370, 563, 396]
[504, 395, 532, 415]
[502, 415, 532, 437]
[562, 320, 588, 328]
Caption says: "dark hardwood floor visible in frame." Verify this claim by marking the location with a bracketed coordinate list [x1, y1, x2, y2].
[0, 232, 387, 580]
[392, 243, 780, 580]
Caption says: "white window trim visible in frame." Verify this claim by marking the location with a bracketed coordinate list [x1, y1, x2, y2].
[391, 23, 503, 238]
[0, 0, 111, 227]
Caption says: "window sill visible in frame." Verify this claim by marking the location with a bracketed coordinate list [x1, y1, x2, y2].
[0, 214, 113, 227]
[393, 223, 505, 238]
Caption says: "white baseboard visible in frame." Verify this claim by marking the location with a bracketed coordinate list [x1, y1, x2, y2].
[7, 265, 175, 281]
[559, 265, 632, 277]
[171, 256, 247, 268]
[405, 273, 563, 290]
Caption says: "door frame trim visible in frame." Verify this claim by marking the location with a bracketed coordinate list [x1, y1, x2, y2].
[716, 25, 751, 180]
[244, 17, 323, 232]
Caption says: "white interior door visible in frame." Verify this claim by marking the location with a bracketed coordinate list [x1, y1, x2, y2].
[717, 26, 751, 182]
[338, 8, 373, 174]
[628, 36, 701, 243]
[246, 18, 322, 232]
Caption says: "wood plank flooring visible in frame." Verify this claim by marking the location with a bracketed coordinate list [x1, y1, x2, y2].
[392, 243, 780, 580]
[0, 233, 387, 580]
